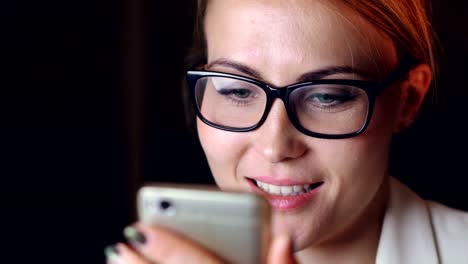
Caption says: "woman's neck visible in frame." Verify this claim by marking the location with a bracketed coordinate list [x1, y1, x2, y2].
[295, 177, 390, 264]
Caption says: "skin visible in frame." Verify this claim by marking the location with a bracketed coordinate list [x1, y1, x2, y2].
[110, 0, 432, 263]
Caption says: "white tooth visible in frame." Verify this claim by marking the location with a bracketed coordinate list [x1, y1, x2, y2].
[269, 184, 281, 195]
[280, 186, 294, 195]
[256, 180, 264, 189]
[293, 185, 303, 193]
[256, 180, 312, 196]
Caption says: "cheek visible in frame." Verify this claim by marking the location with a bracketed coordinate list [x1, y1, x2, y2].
[327, 87, 401, 178]
[316, 115, 393, 179]
[307, 123, 391, 236]
[333, 95, 398, 201]
[315, 99, 396, 198]
[302, 87, 401, 187]
[197, 120, 248, 189]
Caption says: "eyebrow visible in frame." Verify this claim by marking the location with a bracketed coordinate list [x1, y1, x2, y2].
[205, 58, 371, 83]
[206, 59, 263, 79]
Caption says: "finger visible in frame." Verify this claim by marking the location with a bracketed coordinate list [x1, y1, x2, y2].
[104, 243, 151, 264]
[123, 224, 224, 264]
[267, 234, 297, 264]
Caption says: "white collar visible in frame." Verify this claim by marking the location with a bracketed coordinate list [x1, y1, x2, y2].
[375, 178, 440, 264]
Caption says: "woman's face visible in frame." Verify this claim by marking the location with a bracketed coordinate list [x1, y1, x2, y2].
[198, 0, 403, 250]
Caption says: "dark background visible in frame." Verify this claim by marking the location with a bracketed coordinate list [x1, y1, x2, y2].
[1, 1, 466, 263]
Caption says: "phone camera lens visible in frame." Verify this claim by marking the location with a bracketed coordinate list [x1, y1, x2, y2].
[160, 200, 172, 211]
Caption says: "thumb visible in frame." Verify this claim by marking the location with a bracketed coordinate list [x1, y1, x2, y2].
[267, 234, 297, 264]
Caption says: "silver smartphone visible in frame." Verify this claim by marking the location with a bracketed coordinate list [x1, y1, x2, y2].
[137, 184, 271, 264]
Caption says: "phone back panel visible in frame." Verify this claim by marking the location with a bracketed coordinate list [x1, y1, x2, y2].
[137, 185, 271, 264]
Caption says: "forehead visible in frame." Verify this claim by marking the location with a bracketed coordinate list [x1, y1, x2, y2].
[204, 0, 398, 83]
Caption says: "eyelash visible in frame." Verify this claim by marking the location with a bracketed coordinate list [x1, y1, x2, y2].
[217, 88, 256, 105]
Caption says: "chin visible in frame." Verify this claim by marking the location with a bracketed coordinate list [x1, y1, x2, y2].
[271, 204, 331, 251]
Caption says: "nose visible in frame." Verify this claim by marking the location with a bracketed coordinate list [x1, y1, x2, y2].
[251, 99, 308, 163]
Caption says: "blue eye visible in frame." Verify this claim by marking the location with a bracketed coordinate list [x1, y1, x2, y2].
[307, 93, 353, 106]
[215, 87, 261, 107]
[218, 88, 253, 99]
[290, 84, 365, 114]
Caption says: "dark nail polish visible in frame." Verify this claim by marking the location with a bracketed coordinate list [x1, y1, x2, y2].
[104, 245, 119, 262]
[124, 226, 147, 244]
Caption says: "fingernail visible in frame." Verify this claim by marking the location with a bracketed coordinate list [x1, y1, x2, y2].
[123, 226, 147, 244]
[104, 244, 119, 262]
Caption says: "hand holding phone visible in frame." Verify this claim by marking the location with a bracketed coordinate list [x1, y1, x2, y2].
[137, 184, 271, 264]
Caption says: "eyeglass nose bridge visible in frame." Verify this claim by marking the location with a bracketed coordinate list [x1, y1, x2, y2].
[259, 85, 298, 130]
[265, 85, 289, 102]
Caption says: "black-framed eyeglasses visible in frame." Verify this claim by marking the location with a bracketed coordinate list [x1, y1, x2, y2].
[186, 65, 408, 139]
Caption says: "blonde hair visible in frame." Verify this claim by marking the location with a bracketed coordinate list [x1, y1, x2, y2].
[341, 0, 436, 73]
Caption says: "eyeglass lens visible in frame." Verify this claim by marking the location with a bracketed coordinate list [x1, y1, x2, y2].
[194, 76, 369, 135]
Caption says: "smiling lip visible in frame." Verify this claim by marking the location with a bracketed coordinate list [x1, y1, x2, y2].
[247, 177, 324, 211]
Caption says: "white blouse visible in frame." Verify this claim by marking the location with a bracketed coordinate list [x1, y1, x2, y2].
[376, 178, 468, 264]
